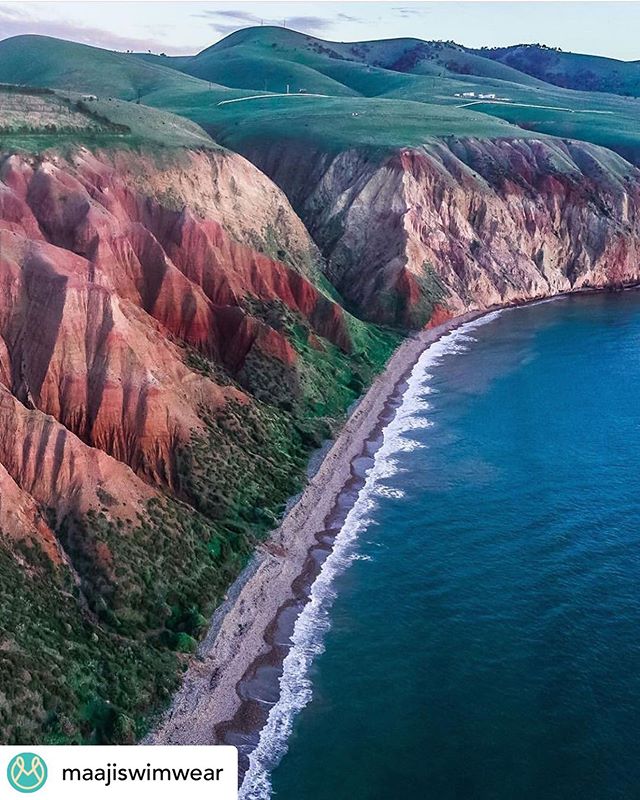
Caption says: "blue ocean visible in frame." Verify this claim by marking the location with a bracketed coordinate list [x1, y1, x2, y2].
[242, 292, 640, 800]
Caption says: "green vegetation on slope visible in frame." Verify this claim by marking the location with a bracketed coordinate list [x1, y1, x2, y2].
[0, 527, 185, 745]
[0, 87, 217, 152]
[2, 29, 639, 162]
[0, 208, 398, 744]
[473, 44, 640, 97]
[241, 298, 401, 419]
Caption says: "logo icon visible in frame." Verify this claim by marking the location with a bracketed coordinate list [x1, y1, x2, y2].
[7, 753, 48, 793]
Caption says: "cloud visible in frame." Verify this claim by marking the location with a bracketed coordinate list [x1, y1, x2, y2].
[0, 4, 193, 54]
[337, 13, 365, 24]
[393, 5, 425, 17]
[203, 21, 254, 35]
[287, 15, 334, 32]
[194, 8, 336, 36]
[205, 9, 260, 22]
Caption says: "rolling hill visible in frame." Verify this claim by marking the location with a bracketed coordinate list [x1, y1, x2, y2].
[1, 29, 638, 165]
[137, 27, 546, 97]
[0, 34, 240, 104]
[472, 44, 640, 97]
[123, 27, 640, 165]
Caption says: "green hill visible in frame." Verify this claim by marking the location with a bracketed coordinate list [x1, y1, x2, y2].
[139, 28, 640, 164]
[178, 49, 357, 97]
[472, 44, 640, 97]
[0, 34, 230, 102]
[1, 28, 639, 164]
[160, 27, 545, 97]
[333, 37, 547, 86]
[0, 84, 217, 152]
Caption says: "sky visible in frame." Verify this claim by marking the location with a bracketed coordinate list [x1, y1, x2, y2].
[0, 1, 639, 60]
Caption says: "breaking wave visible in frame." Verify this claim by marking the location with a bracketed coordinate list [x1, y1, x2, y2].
[238, 312, 502, 799]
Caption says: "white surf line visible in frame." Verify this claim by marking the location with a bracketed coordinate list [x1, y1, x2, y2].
[456, 99, 614, 114]
[238, 310, 504, 800]
[217, 93, 330, 106]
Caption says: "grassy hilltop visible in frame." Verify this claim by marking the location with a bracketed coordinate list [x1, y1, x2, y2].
[125, 27, 640, 164]
[1, 29, 639, 163]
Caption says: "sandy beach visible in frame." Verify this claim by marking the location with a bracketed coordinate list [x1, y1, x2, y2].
[147, 309, 484, 746]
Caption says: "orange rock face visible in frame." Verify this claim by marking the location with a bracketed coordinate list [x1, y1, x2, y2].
[0, 458, 61, 562]
[0, 147, 352, 555]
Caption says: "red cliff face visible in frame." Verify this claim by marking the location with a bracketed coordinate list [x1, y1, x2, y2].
[0, 146, 353, 555]
[245, 137, 640, 327]
[0, 382, 155, 517]
[5, 136, 637, 562]
[0, 458, 61, 562]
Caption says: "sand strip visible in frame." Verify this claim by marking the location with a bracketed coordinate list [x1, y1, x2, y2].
[147, 309, 485, 745]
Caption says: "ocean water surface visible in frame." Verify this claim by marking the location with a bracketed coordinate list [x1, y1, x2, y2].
[242, 292, 640, 800]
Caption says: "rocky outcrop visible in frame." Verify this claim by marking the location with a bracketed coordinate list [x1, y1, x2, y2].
[6, 127, 638, 745]
[0, 147, 354, 518]
[0, 382, 155, 518]
[244, 137, 640, 326]
[0, 458, 61, 561]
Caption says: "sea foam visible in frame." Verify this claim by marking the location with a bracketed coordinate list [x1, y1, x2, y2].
[239, 312, 501, 800]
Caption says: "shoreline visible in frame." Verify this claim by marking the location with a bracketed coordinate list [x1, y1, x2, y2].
[146, 308, 486, 747]
[215, 332, 413, 767]
[147, 286, 636, 751]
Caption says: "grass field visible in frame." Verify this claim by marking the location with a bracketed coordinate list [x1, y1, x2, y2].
[0, 86, 217, 152]
[198, 94, 528, 153]
[1, 28, 638, 162]
[130, 27, 640, 163]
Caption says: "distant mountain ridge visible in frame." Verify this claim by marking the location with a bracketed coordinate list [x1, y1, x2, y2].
[134, 27, 640, 97]
[1, 28, 638, 163]
[471, 43, 640, 97]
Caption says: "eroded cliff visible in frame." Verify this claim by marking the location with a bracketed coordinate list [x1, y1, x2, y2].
[0, 144, 397, 744]
[5, 108, 639, 748]
[245, 137, 640, 327]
